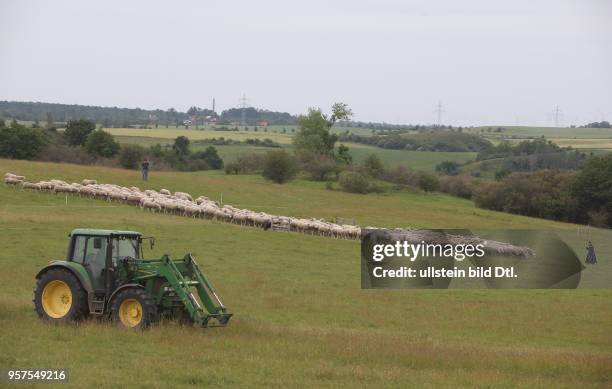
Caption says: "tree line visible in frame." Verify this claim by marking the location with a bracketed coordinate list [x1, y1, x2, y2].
[338, 131, 492, 152]
[0, 119, 223, 172]
[0, 101, 299, 127]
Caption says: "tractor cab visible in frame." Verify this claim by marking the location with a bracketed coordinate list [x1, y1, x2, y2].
[67, 229, 142, 293]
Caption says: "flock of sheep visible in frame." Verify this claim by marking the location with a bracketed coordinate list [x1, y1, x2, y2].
[4, 172, 362, 240]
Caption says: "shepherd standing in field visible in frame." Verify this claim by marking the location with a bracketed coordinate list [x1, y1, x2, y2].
[141, 158, 150, 181]
[585, 240, 597, 264]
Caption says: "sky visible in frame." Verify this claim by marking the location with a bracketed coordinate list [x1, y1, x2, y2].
[1, 0, 611, 126]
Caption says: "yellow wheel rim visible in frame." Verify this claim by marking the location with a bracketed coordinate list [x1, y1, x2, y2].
[119, 299, 143, 327]
[41, 280, 72, 318]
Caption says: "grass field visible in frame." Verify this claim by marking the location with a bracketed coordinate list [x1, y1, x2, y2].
[470, 126, 612, 139]
[549, 138, 612, 151]
[466, 126, 612, 154]
[105, 127, 294, 145]
[1, 159, 611, 387]
[114, 134, 476, 172]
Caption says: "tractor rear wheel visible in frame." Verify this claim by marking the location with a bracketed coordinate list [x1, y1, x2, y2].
[110, 288, 157, 330]
[34, 269, 89, 323]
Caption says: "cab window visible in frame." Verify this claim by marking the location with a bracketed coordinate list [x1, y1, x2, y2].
[112, 237, 139, 265]
[71, 236, 87, 263]
[84, 237, 108, 267]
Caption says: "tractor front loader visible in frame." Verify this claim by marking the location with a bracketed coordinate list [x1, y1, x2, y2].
[34, 229, 232, 329]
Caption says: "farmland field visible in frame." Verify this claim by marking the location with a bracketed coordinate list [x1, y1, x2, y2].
[105, 127, 294, 144]
[469, 126, 612, 139]
[466, 126, 612, 153]
[1, 159, 611, 388]
[549, 138, 612, 151]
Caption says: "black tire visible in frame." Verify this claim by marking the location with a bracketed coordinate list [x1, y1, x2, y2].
[110, 288, 157, 330]
[33, 268, 89, 323]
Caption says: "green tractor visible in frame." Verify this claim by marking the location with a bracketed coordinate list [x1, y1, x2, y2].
[34, 229, 232, 329]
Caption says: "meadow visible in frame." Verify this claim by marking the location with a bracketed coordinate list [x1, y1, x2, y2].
[469, 125, 612, 140]
[113, 129, 476, 172]
[467, 126, 612, 154]
[1, 158, 611, 388]
[105, 127, 294, 145]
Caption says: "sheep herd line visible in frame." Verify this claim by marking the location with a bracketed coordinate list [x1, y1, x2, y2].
[4, 172, 362, 240]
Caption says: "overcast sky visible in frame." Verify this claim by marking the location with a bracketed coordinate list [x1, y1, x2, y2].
[1, 0, 610, 126]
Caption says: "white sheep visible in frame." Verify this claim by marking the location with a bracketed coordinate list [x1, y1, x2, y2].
[7, 172, 364, 240]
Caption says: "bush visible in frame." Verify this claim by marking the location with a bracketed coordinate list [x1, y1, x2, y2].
[587, 210, 609, 228]
[416, 171, 439, 192]
[338, 171, 371, 194]
[262, 150, 298, 184]
[435, 161, 460, 176]
[339, 131, 492, 152]
[38, 143, 94, 164]
[381, 166, 438, 192]
[119, 144, 145, 169]
[85, 130, 120, 158]
[382, 166, 414, 186]
[192, 146, 223, 169]
[438, 176, 475, 199]
[64, 119, 95, 146]
[573, 154, 612, 227]
[473, 181, 506, 210]
[225, 153, 266, 174]
[297, 151, 338, 181]
[474, 170, 579, 222]
[362, 154, 384, 178]
[0, 121, 48, 159]
[173, 136, 190, 156]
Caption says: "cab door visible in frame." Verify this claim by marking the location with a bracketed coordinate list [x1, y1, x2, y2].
[71, 235, 108, 292]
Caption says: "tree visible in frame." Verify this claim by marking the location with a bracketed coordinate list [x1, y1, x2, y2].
[336, 144, 352, 165]
[436, 161, 460, 176]
[362, 154, 384, 178]
[416, 171, 439, 192]
[45, 112, 54, 128]
[293, 103, 352, 156]
[194, 146, 224, 169]
[298, 151, 338, 181]
[85, 130, 120, 158]
[64, 119, 96, 146]
[262, 150, 298, 184]
[119, 144, 145, 169]
[173, 136, 190, 156]
[167, 108, 178, 127]
[573, 154, 612, 227]
[0, 121, 48, 159]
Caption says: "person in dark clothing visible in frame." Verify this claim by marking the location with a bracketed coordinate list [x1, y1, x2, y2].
[141, 159, 150, 181]
[585, 240, 597, 265]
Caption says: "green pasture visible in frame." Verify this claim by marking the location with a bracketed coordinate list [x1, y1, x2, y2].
[0, 159, 611, 387]
[114, 134, 476, 172]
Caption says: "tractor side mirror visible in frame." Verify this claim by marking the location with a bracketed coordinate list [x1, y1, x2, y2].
[93, 238, 102, 249]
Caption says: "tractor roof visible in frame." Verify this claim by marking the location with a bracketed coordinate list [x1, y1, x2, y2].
[70, 228, 142, 237]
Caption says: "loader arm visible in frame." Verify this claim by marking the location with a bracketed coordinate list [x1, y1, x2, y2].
[156, 254, 232, 327]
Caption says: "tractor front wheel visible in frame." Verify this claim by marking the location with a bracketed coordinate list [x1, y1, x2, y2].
[111, 288, 157, 330]
[34, 269, 89, 323]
